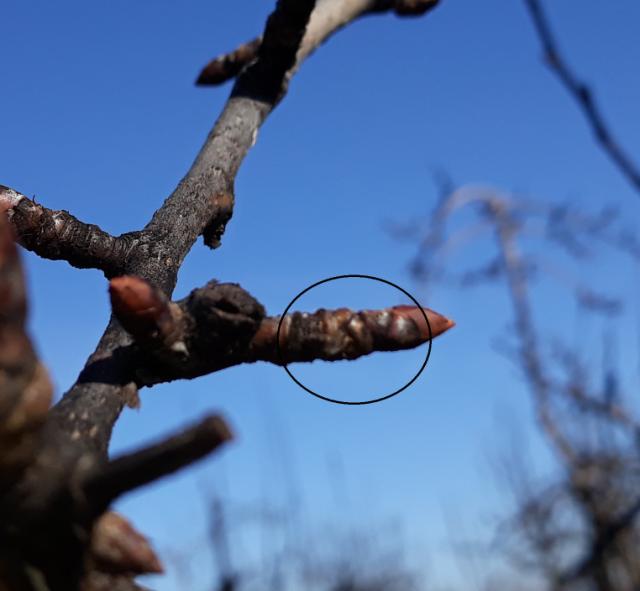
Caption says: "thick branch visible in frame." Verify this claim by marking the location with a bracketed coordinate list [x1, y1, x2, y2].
[0, 185, 138, 276]
[43, 0, 443, 472]
[13, 0, 319, 539]
[141, 0, 317, 289]
[523, 0, 640, 193]
[2, 1, 447, 588]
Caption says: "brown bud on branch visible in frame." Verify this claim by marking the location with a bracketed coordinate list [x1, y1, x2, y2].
[251, 304, 454, 364]
[109, 276, 184, 351]
[89, 512, 163, 576]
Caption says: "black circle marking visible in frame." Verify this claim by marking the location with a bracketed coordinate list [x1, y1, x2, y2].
[275, 274, 432, 405]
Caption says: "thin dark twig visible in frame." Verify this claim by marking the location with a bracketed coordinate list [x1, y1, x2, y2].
[523, 0, 640, 193]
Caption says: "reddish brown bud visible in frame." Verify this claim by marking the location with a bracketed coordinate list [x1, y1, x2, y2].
[90, 512, 163, 576]
[196, 38, 262, 86]
[109, 276, 183, 349]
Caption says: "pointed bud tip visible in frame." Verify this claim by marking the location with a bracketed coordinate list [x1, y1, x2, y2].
[390, 305, 455, 339]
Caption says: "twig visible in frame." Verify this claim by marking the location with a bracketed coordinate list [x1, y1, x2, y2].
[196, 0, 439, 86]
[0, 185, 138, 277]
[83, 415, 232, 511]
[523, 0, 640, 193]
[108, 276, 454, 384]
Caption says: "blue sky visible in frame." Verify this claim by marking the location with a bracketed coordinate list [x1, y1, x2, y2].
[3, 1, 640, 588]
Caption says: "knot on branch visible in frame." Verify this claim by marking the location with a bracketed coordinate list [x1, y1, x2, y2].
[186, 280, 266, 347]
[202, 192, 235, 249]
[109, 276, 265, 384]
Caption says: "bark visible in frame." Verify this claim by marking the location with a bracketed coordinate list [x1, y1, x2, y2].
[0, 0, 448, 588]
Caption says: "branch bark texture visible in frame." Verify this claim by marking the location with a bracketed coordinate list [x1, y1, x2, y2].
[0, 0, 447, 589]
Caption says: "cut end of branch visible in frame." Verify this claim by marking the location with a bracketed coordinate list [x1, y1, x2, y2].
[83, 415, 233, 509]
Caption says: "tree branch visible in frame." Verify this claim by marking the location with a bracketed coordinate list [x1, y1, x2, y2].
[0, 185, 139, 277]
[523, 0, 640, 193]
[14, 0, 320, 509]
[140, 0, 317, 292]
[108, 275, 454, 385]
[196, 0, 439, 86]
[82, 415, 232, 512]
[0, 2, 447, 586]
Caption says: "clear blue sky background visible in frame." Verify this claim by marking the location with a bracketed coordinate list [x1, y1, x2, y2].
[3, 1, 640, 588]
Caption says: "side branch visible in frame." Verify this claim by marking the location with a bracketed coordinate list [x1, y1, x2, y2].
[0, 185, 138, 276]
[108, 276, 454, 385]
[82, 415, 232, 512]
[523, 0, 640, 193]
